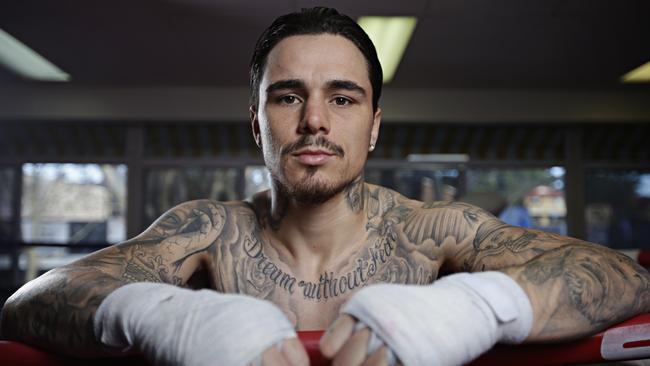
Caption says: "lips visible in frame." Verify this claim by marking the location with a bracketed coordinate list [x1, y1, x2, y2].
[293, 149, 335, 166]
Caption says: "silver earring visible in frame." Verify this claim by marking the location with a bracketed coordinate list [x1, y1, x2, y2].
[369, 143, 375, 152]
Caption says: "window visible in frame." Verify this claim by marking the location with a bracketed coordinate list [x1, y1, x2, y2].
[466, 167, 566, 234]
[585, 170, 650, 248]
[21, 163, 127, 244]
[19, 164, 127, 277]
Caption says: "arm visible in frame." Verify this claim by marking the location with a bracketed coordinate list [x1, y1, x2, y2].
[504, 242, 650, 342]
[0, 199, 225, 357]
[443, 206, 650, 342]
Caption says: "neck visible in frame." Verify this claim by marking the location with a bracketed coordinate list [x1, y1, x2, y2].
[263, 176, 368, 276]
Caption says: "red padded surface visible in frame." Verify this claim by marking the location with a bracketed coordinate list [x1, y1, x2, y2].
[2, 314, 650, 366]
[0, 341, 144, 366]
[638, 250, 650, 268]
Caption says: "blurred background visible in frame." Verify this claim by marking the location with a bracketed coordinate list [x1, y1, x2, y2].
[0, 0, 649, 304]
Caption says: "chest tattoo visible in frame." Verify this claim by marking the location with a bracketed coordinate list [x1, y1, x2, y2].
[297, 228, 397, 301]
[243, 233, 298, 294]
[227, 187, 439, 302]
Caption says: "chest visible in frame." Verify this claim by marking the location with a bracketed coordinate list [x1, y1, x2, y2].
[209, 229, 441, 330]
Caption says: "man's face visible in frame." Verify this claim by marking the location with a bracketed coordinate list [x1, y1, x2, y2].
[251, 34, 381, 203]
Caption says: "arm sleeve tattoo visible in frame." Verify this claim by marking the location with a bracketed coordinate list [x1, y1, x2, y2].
[504, 243, 650, 341]
[0, 199, 226, 357]
[432, 202, 650, 342]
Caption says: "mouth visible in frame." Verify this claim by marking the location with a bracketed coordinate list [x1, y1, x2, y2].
[292, 149, 335, 166]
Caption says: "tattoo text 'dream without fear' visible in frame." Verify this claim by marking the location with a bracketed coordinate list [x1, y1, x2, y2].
[242, 233, 397, 301]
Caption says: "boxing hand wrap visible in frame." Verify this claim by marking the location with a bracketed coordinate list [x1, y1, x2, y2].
[341, 271, 533, 366]
[93, 282, 296, 366]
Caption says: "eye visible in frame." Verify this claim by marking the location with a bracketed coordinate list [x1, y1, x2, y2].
[333, 97, 351, 106]
[279, 95, 299, 105]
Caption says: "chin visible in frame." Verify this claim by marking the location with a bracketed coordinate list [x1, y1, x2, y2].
[276, 166, 353, 204]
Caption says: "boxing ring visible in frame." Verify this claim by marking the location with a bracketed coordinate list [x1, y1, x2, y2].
[1, 314, 649, 366]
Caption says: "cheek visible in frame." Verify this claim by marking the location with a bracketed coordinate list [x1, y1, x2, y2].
[261, 121, 288, 152]
[342, 124, 372, 156]
[259, 126, 284, 170]
[341, 138, 370, 173]
[347, 141, 369, 160]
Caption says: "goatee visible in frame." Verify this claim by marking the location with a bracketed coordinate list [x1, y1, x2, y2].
[272, 168, 355, 205]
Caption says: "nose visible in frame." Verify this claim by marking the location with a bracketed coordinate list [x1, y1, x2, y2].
[298, 98, 330, 135]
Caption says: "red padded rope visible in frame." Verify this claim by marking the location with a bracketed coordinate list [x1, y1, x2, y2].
[2, 314, 650, 366]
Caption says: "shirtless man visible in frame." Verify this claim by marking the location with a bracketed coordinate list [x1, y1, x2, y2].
[2, 7, 649, 366]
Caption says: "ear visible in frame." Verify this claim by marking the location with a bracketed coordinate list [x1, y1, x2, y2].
[250, 106, 261, 148]
[370, 107, 382, 147]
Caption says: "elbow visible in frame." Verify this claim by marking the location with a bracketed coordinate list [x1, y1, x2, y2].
[1, 291, 21, 340]
[0, 270, 61, 340]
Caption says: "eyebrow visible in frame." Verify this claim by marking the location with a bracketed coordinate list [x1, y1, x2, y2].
[266, 79, 305, 94]
[326, 79, 367, 97]
[265, 78, 367, 97]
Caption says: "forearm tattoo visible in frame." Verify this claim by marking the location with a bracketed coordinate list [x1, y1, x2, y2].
[1, 200, 226, 356]
[507, 243, 650, 339]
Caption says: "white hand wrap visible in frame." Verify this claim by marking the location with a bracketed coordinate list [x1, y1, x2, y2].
[342, 271, 533, 366]
[93, 282, 296, 366]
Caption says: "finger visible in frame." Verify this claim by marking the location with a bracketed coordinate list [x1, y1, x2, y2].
[260, 343, 289, 366]
[320, 315, 356, 357]
[280, 338, 309, 366]
[361, 345, 389, 366]
[332, 327, 371, 366]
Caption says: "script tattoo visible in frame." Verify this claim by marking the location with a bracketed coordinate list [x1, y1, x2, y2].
[297, 226, 398, 300]
[243, 232, 297, 294]
[236, 202, 404, 301]
[228, 184, 438, 303]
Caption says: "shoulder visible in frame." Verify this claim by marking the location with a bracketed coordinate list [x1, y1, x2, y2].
[418, 200, 495, 220]
[141, 199, 259, 240]
[397, 198, 496, 247]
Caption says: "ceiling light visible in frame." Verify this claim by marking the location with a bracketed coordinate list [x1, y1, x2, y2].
[358, 16, 417, 84]
[0, 28, 70, 81]
[621, 60, 650, 83]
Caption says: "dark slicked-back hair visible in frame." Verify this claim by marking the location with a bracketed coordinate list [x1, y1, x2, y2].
[249, 7, 382, 112]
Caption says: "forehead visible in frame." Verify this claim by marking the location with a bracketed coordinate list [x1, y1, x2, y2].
[262, 34, 370, 88]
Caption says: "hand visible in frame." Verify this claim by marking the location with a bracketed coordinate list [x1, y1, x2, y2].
[320, 272, 533, 366]
[252, 338, 309, 366]
[319, 315, 396, 366]
[94, 283, 304, 366]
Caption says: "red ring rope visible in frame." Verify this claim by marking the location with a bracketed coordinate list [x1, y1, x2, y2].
[1, 314, 650, 366]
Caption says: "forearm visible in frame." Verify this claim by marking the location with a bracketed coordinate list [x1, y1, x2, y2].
[1, 241, 180, 356]
[1, 200, 222, 356]
[503, 242, 650, 342]
[1, 266, 125, 357]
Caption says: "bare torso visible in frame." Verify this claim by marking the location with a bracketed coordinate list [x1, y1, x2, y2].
[5, 180, 643, 356]
[200, 184, 460, 330]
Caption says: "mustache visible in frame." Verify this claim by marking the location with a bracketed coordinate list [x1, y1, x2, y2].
[281, 135, 345, 157]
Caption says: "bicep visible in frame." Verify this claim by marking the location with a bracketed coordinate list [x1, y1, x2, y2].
[443, 216, 574, 273]
[67, 199, 227, 285]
